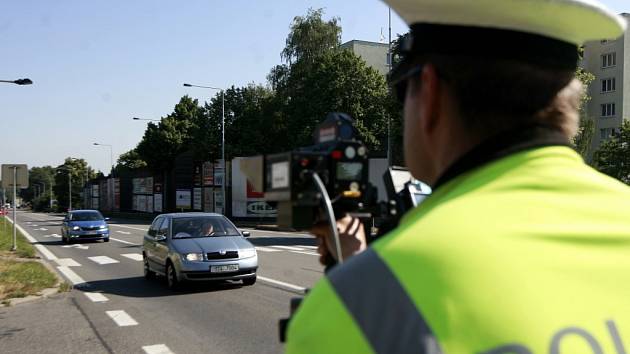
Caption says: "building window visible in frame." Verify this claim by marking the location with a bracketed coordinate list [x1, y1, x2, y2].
[601, 53, 617, 68]
[601, 78, 616, 93]
[601, 103, 616, 117]
[601, 128, 614, 140]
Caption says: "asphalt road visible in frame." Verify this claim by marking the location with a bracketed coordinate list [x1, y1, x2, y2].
[4, 211, 324, 354]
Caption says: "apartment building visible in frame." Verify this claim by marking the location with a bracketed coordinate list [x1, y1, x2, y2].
[341, 40, 390, 76]
[581, 13, 630, 154]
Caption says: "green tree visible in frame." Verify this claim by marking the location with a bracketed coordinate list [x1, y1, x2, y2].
[205, 84, 277, 159]
[573, 68, 596, 159]
[593, 120, 630, 185]
[53, 158, 94, 211]
[268, 8, 391, 154]
[278, 49, 391, 151]
[281, 8, 341, 65]
[136, 96, 205, 170]
[22, 166, 56, 211]
[115, 149, 148, 175]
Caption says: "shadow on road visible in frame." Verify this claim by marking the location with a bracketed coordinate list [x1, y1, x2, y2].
[249, 237, 317, 248]
[78, 276, 246, 298]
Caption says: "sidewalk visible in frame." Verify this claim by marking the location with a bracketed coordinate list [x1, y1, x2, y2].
[0, 292, 109, 354]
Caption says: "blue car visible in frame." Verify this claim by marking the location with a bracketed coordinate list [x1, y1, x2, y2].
[61, 210, 110, 243]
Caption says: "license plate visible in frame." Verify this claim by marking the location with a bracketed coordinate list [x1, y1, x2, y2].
[210, 264, 239, 273]
[86, 231, 98, 235]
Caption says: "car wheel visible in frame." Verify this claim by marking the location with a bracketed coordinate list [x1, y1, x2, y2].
[166, 262, 179, 290]
[143, 256, 155, 280]
[103, 238, 110, 243]
[62, 235, 68, 244]
[242, 276, 256, 286]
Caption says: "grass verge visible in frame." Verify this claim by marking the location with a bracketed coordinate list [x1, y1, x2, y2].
[0, 260, 57, 301]
[0, 216, 36, 258]
[0, 216, 59, 302]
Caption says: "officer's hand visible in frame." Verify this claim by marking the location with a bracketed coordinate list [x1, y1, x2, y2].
[310, 215, 367, 266]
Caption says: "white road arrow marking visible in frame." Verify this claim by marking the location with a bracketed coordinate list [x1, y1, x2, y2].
[116, 231, 131, 235]
[62, 244, 89, 250]
[44, 233, 61, 238]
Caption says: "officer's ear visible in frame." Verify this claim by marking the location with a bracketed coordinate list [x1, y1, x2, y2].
[415, 64, 442, 136]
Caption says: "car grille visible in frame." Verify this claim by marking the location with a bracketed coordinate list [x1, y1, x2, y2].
[207, 251, 239, 260]
[81, 226, 101, 231]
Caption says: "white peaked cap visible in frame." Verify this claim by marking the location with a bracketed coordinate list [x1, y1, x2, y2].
[383, 0, 626, 45]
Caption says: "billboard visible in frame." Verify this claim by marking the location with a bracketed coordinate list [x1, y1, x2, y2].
[232, 157, 277, 218]
[203, 162, 214, 186]
[176, 190, 191, 209]
[132, 177, 153, 194]
[154, 194, 163, 213]
[193, 188, 202, 210]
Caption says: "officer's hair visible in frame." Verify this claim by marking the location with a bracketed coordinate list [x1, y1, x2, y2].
[412, 55, 581, 139]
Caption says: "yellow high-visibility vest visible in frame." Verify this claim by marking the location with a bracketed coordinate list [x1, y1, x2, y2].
[286, 146, 630, 354]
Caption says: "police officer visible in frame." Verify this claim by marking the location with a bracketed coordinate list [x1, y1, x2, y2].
[285, 0, 630, 353]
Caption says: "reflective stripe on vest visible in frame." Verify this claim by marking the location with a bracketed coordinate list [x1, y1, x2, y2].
[328, 248, 443, 354]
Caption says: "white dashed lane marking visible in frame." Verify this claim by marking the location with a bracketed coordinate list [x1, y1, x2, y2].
[121, 253, 143, 261]
[109, 224, 146, 231]
[255, 246, 282, 253]
[54, 258, 81, 267]
[87, 256, 119, 265]
[106, 310, 138, 327]
[116, 230, 131, 235]
[57, 266, 85, 285]
[258, 276, 307, 293]
[290, 250, 319, 256]
[270, 245, 304, 251]
[143, 344, 175, 354]
[84, 292, 109, 303]
[62, 244, 89, 250]
[35, 245, 57, 260]
[110, 237, 136, 245]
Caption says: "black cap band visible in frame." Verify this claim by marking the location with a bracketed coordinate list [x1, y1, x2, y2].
[391, 23, 579, 84]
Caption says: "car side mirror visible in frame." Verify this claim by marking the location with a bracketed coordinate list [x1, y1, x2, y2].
[155, 234, 167, 242]
[242, 231, 251, 237]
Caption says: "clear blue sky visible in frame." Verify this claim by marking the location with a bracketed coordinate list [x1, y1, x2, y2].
[0, 0, 626, 174]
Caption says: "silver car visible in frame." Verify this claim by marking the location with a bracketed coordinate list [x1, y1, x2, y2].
[142, 213, 258, 290]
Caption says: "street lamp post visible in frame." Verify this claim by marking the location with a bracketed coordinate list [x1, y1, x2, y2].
[93, 143, 114, 176]
[57, 167, 72, 211]
[183, 83, 226, 214]
[0, 78, 33, 85]
[132, 117, 161, 122]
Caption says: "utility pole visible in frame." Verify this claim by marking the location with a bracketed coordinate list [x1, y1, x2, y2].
[387, 7, 393, 166]
[11, 166, 17, 251]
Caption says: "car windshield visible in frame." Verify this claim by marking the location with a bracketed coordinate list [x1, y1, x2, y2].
[69, 212, 104, 221]
[171, 217, 240, 239]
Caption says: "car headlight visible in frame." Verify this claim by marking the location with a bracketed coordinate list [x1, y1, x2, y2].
[184, 253, 204, 262]
[240, 248, 257, 259]
[99, 225, 107, 230]
[72, 226, 80, 231]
